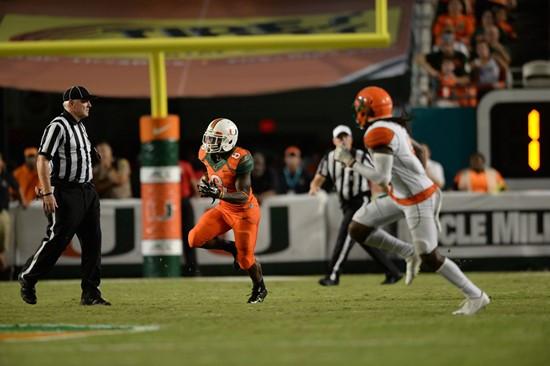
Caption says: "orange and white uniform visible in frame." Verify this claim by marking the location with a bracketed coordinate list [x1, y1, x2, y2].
[188, 145, 260, 270]
[352, 119, 442, 254]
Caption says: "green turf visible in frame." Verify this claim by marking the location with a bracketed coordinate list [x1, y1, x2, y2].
[1, 272, 549, 366]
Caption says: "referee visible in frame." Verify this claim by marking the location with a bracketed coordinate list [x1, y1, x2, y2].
[18, 86, 110, 306]
[309, 125, 402, 286]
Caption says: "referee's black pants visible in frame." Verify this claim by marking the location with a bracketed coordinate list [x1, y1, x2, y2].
[20, 182, 103, 298]
[325, 196, 401, 280]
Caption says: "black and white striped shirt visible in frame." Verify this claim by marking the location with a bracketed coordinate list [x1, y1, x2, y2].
[38, 110, 93, 184]
[317, 148, 372, 204]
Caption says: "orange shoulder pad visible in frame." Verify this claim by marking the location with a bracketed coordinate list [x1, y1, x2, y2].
[198, 146, 207, 161]
[365, 127, 394, 148]
[227, 147, 248, 169]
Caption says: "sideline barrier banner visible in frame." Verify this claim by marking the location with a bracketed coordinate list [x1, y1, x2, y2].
[9, 191, 550, 272]
[396, 191, 550, 258]
[13, 200, 143, 266]
[11, 195, 330, 267]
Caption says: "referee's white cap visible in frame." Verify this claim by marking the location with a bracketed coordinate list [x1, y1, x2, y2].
[332, 125, 352, 138]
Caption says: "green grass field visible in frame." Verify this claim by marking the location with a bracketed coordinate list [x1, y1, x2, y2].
[1, 272, 549, 366]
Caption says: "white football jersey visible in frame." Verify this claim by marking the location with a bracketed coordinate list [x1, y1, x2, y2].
[363, 120, 434, 200]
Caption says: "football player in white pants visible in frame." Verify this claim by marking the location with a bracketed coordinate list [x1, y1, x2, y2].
[335, 86, 490, 315]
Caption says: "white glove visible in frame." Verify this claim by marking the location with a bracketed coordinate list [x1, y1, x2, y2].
[334, 144, 356, 167]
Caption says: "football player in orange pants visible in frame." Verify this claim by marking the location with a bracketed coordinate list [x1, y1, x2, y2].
[188, 118, 267, 303]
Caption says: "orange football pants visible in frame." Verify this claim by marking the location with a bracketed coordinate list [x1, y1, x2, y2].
[188, 204, 260, 270]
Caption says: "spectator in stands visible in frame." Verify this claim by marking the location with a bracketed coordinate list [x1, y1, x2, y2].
[470, 40, 507, 101]
[179, 159, 200, 276]
[489, 0, 517, 12]
[415, 31, 469, 80]
[276, 146, 312, 194]
[13, 147, 41, 202]
[251, 152, 277, 204]
[433, 29, 470, 58]
[432, 0, 475, 47]
[483, 24, 511, 66]
[494, 6, 517, 40]
[435, 58, 458, 106]
[470, 9, 505, 56]
[427, 54, 476, 107]
[474, 0, 516, 21]
[453, 152, 506, 193]
[92, 142, 132, 199]
[0, 152, 28, 273]
[421, 143, 446, 189]
[435, 0, 473, 18]
[417, 31, 478, 107]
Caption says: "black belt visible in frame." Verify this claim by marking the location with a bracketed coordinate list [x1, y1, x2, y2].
[51, 179, 94, 189]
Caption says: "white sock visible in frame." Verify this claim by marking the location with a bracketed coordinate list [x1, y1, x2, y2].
[436, 258, 483, 298]
[364, 229, 415, 258]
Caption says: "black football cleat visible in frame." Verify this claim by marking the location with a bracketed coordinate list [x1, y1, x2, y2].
[80, 296, 111, 306]
[18, 274, 37, 305]
[319, 277, 339, 286]
[381, 273, 403, 285]
[247, 286, 268, 304]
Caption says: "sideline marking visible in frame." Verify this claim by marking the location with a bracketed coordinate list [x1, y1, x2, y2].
[0, 324, 159, 342]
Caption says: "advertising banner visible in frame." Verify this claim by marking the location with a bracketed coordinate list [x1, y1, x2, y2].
[0, 0, 412, 97]
[396, 191, 550, 258]
[10, 191, 550, 271]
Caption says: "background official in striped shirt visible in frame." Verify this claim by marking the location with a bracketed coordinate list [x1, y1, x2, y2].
[18, 86, 110, 306]
[309, 125, 402, 286]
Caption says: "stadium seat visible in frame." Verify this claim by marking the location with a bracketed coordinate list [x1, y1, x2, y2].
[522, 60, 550, 88]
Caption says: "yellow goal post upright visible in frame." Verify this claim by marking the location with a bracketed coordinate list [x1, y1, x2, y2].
[0, 0, 390, 277]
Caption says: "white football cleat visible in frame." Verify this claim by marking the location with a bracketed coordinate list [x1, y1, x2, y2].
[452, 292, 490, 315]
[405, 254, 421, 285]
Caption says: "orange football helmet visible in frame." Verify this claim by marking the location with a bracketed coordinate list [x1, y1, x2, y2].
[353, 86, 393, 128]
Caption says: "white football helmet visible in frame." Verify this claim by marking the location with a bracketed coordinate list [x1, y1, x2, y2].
[202, 118, 239, 153]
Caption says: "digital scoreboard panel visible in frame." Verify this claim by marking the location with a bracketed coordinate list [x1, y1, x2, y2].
[477, 90, 550, 189]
